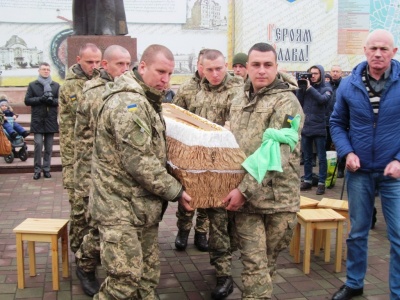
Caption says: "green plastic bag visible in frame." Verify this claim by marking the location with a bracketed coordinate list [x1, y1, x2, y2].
[325, 151, 337, 188]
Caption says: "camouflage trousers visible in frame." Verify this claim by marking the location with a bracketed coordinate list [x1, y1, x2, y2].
[176, 203, 209, 233]
[206, 207, 237, 277]
[68, 190, 90, 253]
[94, 224, 160, 300]
[75, 223, 100, 272]
[235, 211, 297, 299]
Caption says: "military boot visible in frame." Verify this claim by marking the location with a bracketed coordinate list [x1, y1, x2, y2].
[76, 266, 100, 297]
[194, 232, 208, 252]
[175, 229, 190, 250]
[211, 276, 233, 299]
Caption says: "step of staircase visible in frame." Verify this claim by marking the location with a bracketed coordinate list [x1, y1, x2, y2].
[0, 156, 62, 174]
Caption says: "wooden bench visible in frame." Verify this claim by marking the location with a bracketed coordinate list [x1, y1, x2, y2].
[13, 218, 69, 290]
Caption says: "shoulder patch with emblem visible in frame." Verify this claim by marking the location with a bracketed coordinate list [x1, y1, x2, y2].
[127, 103, 138, 112]
[70, 94, 77, 101]
[282, 114, 294, 128]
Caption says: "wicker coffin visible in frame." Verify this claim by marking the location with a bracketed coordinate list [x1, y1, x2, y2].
[163, 103, 246, 208]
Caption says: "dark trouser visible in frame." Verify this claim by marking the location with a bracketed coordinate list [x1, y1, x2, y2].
[33, 133, 54, 173]
[302, 135, 327, 184]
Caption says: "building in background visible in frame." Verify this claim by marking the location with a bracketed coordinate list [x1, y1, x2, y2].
[0, 35, 42, 70]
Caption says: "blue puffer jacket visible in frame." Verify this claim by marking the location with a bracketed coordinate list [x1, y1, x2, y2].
[330, 60, 400, 172]
[296, 65, 332, 137]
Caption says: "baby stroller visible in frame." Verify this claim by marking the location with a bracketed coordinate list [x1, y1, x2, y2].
[2, 117, 28, 163]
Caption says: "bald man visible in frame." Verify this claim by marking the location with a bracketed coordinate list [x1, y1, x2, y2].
[330, 29, 400, 300]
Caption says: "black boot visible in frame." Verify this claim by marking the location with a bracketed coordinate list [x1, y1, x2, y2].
[10, 132, 18, 140]
[194, 232, 208, 252]
[175, 229, 190, 250]
[211, 276, 233, 299]
[76, 266, 100, 297]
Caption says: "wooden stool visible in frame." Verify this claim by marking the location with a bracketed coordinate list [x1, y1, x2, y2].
[317, 198, 350, 259]
[289, 196, 320, 255]
[293, 209, 345, 274]
[13, 218, 69, 290]
[300, 196, 320, 208]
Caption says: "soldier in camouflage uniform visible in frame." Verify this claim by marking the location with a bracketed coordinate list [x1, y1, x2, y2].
[73, 45, 131, 297]
[172, 49, 209, 252]
[224, 43, 304, 299]
[59, 43, 102, 255]
[89, 44, 193, 300]
[189, 49, 243, 299]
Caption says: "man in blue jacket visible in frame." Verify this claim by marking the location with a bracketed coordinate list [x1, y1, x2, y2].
[297, 65, 332, 195]
[330, 29, 400, 300]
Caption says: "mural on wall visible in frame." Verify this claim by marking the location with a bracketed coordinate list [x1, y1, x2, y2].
[234, 0, 400, 72]
[0, 0, 228, 87]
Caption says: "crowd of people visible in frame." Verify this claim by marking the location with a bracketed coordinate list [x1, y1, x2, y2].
[1, 28, 397, 300]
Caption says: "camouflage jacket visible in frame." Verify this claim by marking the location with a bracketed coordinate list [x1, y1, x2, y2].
[193, 73, 244, 125]
[230, 73, 304, 214]
[59, 64, 91, 188]
[0, 110, 4, 124]
[89, 70, 183, 227]
[172, 71, 202, 110]
[74, 68, 112, 198]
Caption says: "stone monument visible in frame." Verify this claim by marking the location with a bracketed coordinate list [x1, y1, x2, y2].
[66, 0, 137, 69]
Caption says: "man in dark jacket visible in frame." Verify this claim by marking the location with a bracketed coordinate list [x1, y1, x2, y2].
[24, 62, 60, 180]
[330, 29, 400, 300]
[297, 65, 332, 195]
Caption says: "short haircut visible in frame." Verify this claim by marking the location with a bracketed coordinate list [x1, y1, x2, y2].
[201, 49, 224, 63]
[248, 43, 277, 62]
[141, 44, 174, 65]
[39, 62, 50, 68]
[198, 48, 209, 61]
[79, 43, 101, 56]
[103, 45, 130, 61]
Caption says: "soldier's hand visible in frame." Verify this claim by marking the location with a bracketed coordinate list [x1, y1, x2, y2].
[223, 188, 246, 211]
[178, 191, 194, 212]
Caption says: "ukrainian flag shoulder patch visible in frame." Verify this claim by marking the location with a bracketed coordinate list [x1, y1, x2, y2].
[127, 103, 138, 112]
[70, 94, 77, 101]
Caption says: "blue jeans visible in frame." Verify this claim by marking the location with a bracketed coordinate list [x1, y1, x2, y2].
[346, 171, 400, 299]
[302, 135, 327, 184]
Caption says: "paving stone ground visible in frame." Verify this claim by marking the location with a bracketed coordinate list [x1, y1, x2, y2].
[0, 172, 390, 299]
